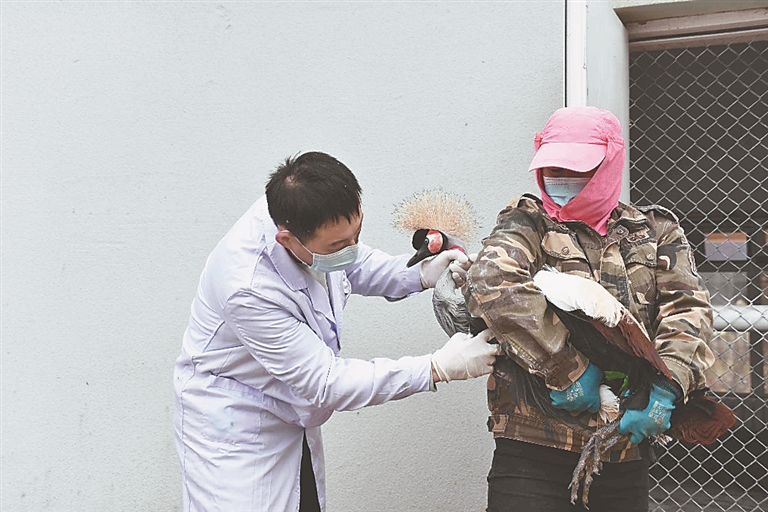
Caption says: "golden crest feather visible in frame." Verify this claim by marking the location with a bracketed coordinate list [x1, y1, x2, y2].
[393, 189, 478, 242]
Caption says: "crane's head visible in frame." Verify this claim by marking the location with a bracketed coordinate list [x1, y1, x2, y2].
[406, 228, 467, 267]
[393, 189, 478, 267]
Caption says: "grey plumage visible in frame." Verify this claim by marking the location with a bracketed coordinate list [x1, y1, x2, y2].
[432, 267, 489, 337]
[432, 267, 470, 336]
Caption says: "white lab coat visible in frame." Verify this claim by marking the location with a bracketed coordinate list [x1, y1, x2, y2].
[173, 196, 431, 511]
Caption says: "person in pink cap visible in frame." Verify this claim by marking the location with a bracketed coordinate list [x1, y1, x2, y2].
[465, 106, 715, 511]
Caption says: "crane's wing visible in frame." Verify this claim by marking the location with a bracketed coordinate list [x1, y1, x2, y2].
[533, 267, 673, 381]
[534, 267, 736, 445]
[432, 267, 471, 336]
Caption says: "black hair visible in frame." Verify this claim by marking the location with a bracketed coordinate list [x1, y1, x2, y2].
[265, 152, 362, 241]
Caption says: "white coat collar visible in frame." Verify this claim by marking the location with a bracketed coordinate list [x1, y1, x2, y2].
[259, 203, 337, 327]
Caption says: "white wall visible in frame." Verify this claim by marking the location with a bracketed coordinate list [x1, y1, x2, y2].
[586, 1, 631, 203]
[1, 2, 564, 510]
[565, 1, 631, 202]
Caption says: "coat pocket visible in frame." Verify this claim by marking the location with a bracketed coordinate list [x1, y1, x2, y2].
[541, 232, 592, 277]
[623, 242, 658, 306]
[202, 374, 265, 445]
[541, 231, 587, 262]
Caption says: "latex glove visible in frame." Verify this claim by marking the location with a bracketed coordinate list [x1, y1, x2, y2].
[431, 329, 500, 382]
[449, 252, 477, 288]
[619, 382, 678, 444]
[420, 249, 469, 289]
[550, 363, 603, 414]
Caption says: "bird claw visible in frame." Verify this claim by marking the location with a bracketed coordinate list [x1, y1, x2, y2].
[569, 421, 624, 508]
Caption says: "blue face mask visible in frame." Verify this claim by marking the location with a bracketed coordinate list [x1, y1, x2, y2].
[543, 176, 591, 207]
[294, 237, 359, 273]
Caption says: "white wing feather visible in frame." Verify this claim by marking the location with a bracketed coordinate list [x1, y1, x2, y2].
[598, 384, 620, 423]
[532, 267, 624, 328]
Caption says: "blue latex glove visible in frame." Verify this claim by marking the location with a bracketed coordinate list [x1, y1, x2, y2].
[550, 363, 603, 414]
[619, 382, 678, 444]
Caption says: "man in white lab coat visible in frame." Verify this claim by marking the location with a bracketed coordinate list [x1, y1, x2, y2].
[173, 151, 500, 512]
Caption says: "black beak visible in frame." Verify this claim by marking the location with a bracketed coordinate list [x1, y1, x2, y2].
[407, 243, 435, 267]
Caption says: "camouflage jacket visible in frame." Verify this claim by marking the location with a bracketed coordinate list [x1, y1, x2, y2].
[465, 194, 715, 462]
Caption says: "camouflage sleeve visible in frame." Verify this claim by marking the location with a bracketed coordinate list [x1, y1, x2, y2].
[651, 210, 716, 397]
[465, 203, 590, 391]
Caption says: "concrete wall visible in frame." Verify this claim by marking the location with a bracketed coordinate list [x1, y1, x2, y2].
[1, 2, 564, 510]
[586, 1, 632, 202]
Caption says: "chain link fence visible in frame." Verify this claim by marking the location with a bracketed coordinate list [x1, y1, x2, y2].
[630, 40, 767, 511]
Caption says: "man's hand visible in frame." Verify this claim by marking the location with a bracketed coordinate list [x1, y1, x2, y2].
[619, 382, 678, 444]
[420, 249, 469, 289]
[550, 362, 603, 414]
[431, 329, 501, 382]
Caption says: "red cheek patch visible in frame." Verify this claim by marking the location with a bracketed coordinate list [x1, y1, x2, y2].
[427, 230, 443, 254]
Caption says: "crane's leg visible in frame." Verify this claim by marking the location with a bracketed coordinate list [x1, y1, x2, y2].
[569, 421, 626, 508]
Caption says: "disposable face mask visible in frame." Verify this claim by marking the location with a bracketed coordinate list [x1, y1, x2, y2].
[543, 176, 591, 207]
[306, 243, 359, 273]
[293, 236, 359, 273]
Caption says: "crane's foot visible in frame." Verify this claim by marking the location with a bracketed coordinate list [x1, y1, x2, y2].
[569, 421, 626, 509]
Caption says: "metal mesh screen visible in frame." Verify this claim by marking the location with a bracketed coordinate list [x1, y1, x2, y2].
[630, 40, 768, 511]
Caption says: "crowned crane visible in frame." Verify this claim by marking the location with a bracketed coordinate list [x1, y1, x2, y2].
[394, 189, 484, 336]
[533, 266, 736, 507]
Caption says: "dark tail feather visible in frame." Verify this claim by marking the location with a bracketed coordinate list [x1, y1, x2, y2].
[469, 316, 489, 337]
[470, 315, 558, 417]
[493, 356, 560, 417]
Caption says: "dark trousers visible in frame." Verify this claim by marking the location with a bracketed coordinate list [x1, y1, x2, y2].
[487, 439, 649, 512]
[300, 433, 321, 512]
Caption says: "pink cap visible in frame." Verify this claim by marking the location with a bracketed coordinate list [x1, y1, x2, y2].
[528, 106, 622, 172]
